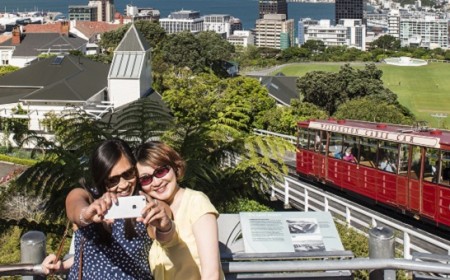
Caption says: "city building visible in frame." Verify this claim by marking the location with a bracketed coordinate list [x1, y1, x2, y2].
[339, 19, 366, 51]
[387, 10, 401, 38]
[299, 19, 347, 47]
[230, 18, 243, 35]
[0, 24, 155, 137]
[159, 10, 204, 34]
[0, 22, 87, 67]
[258, 0, 288, 19]
[125, 5, 160, 22]
[227, 30, 255, 47]
[254, 14, 294, 50]
[335, 0, 365, 24]
[299, 18, 366, 50]
[203, 14, 231, 37]
[399, 16, 448, 49]
[68, 5, 98, 21]
[68, 0, 115, 22]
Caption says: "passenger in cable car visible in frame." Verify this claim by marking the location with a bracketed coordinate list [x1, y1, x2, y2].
[379, 156, 396, 173]
[343, 147, 357, 163]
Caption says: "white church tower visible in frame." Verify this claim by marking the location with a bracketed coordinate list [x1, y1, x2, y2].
[108, 24, 152, 108]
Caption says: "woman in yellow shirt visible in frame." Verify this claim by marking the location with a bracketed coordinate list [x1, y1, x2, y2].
[135, 141, 224, 280]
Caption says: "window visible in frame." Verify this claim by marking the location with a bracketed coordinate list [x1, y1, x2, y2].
[378, 141, 399, 174]
[359, 137, 377, 168]
[440, 151, 450, 187]
[328, 132, 344, 159]
[398, 144, 410, 176]
[342, 135, 359, 164]
[409, 146, 422, 180]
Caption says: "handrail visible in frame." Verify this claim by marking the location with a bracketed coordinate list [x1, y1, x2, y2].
[271, 176, 450, 259]
[0, 264, 44, 276]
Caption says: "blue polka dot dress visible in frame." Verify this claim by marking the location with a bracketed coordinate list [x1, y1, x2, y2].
[68, 219, 152, 280]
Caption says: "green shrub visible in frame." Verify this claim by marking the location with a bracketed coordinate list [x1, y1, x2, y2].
[0, 154, 37, 166]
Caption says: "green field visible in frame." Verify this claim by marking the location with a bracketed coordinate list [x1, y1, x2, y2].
[276, 62, 450, 128]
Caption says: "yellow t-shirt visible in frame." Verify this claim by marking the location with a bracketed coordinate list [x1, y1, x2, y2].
[149, 188, 224, 280]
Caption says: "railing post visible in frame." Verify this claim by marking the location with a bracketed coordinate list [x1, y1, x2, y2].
[369, 227, 395, 280]
[21, 231, 46, 280]
[404, 232, 411, 260]
[284, 178, 291, 209]
[304, 189, 309, 211]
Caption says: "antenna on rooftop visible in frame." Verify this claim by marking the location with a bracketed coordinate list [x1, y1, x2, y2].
[430, 113, 448, 128]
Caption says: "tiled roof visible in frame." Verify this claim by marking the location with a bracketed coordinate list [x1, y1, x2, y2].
[0, 34, 12, 44]
[0, 55, 109, 104]
[0, 33, 87, 57]
[24, 22, 67, 33]
[72, 21, 123, 39]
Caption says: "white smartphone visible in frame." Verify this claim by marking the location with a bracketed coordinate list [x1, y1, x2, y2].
[104, 195, 147, 219]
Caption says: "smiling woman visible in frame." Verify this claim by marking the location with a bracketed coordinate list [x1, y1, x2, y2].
[135, 141, 224, 280]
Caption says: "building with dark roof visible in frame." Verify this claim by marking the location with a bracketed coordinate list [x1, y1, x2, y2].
[0, 24, 156, 138]
[0, 23, 87, 67]
[248, 73, 298, 106]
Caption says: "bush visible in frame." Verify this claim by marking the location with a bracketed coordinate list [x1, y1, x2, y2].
[0, 154, 37, 166]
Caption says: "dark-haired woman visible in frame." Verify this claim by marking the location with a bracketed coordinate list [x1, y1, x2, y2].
[61, 139, 174, 280]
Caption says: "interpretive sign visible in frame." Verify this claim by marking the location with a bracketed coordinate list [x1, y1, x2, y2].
[239, 211, 344, 253]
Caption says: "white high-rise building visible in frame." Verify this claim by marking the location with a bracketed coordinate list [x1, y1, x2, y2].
[159, 10, 204, 34]
[339, 19, 366, 51]
[227, 30, 255, 47]
[300, 19, 347, 47]
[388, 10, 401, 38]
[203, 14, 231, 37]
[88, 0, 115, 22]
[400, 16, 448, 49]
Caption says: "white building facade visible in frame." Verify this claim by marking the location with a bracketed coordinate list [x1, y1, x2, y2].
[203, 14, 232, 37]
[159, 10, 204, 34]
[400, 16, 448, 49]
[227, 30, 255, 47]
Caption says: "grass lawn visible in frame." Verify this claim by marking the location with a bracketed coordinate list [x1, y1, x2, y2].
[276, 62, 450, 128]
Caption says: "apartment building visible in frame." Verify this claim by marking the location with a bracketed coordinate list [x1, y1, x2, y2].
[254, 14, 294, 50]
[227, 30, 255, 47]
[159, 10, 204, 34]
[203, 14, 231, 37]
[259, 0, 288, 19]
[400, 16, 448, 49]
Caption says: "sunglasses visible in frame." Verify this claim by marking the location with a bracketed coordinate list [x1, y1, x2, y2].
[139, 165, 171, 186]
[105, 167, 137, 189]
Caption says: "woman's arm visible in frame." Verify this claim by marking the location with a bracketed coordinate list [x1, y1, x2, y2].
[193, 213, 221, 280]
[66, 188, 116, 227]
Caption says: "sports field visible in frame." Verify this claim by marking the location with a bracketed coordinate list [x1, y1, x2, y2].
[277, 62, 450, 128]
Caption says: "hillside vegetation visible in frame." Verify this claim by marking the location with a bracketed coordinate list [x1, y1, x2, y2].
[277, 62, 450, 128]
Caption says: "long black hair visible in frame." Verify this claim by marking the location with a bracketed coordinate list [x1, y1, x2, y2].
[88, 139, 140, 244]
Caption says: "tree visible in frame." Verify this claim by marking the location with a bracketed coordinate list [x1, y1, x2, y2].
[333, 97, 415, 125]
[280, 47, 311, 62]
[370, 35, 400, 51]
[196, 31, 235, 71]
[160, 31, 205, 73]
[297, 64, 400, 116]
[301, 40, 326, 54]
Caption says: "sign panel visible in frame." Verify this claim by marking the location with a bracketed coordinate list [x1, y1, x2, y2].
[239, 211, 344, 253]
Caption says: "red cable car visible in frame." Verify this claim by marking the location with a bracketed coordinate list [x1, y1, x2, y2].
[296, 119, 450, 228]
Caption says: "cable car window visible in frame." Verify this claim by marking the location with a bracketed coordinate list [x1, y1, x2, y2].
[342, 135, 359, 164]
[328, 133, 344, 159]
[297, 128, 308, 149]
[424, 148, 439, 183]
[314, 131, 326, 154]
[398, 144, 410, 176]
[378, 141, 399, 174]
[440, 151, 450, 186]
[306, 130, 316, 150]
[409, 146, 422, 180]
[359, 137, 377, 168]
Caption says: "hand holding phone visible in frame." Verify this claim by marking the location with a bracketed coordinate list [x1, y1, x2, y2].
[104, 195, 146, 219]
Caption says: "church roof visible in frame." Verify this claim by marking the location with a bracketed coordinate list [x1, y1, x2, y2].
[109, 24, 150, 79]
[115, 24, 150, 52]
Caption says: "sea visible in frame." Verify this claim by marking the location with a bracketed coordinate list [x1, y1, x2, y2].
[1, 0, 335, 29]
